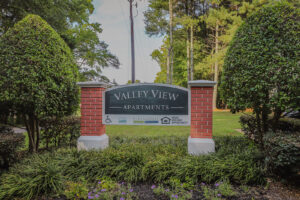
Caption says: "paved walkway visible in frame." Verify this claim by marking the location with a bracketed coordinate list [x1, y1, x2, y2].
[12, 127, 26, 134]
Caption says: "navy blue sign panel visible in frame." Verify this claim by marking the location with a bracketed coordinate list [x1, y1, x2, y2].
[103, 84, 190, 126]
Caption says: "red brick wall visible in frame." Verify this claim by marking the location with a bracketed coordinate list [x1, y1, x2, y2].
[80, 87, 105, 136]
[190, 87, 213, 138]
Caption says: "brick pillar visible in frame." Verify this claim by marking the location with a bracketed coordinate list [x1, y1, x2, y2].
[77, 82, 109, 150]
[188, 80, 216, 155]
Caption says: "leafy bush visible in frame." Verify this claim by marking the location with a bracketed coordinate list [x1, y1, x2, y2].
[0, 125, 24, 169]
[222, 2, 300, 144]
[0, 154, 64, 199]
[240, 114, 300, 142]
[40, 116, 80, 149]
[0, 14, 79, 152]
[276, 117, 300, 132]
[263, 131, 300, 180]
[64, 180, 89, 200]
[240, 114, 300, 180]
[240, 114, 260, 143]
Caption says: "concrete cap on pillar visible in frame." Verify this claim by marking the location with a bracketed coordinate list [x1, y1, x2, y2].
[188, 80, 217, 87]
[77, 81, 108, 88]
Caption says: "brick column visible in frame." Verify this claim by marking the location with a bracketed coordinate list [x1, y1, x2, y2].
[188, 80, 216, 155]
[77, 82, 109, 150]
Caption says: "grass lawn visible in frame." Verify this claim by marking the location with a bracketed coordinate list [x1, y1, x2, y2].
[21, 111, 244, 150]
[106, 111, 243, 137]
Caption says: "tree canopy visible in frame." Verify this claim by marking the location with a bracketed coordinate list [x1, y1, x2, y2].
[0, 0, 119, 81]
[0, 14, 80, 151]
[144, 0, 274, 107]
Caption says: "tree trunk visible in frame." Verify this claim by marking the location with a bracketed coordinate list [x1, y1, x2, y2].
[35, 119, 40, 150]
[23, 114, 39, 152]
[190, 25, 194, 81]
[169, 0, 173, 85]
[255, 110, 264, 149]
[213, 23, 219, 110]
[262, 105, 269, 134]
[272, 108, 282, 132]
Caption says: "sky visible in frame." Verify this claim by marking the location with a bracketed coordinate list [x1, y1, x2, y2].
[90, 0, 163, 84]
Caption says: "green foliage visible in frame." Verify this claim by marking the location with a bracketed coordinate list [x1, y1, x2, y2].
[222, 2, 300, 136]
[276, 117, 300, 132]
[0, 14, 79, 116]
[0, 14, 79, 152]
[240, 114, 300, 144]
[0, 125, 24, 169]
[153, 179, 193, 200]
[0, 154, 64, 199]
[146, 0, 272, 97]
[240, 114, 260, 143]
[64, 180, 89, 200]
[40, 116, 80, 149]
[0, 136, 265, 199]
[240, 114, 300, 180]
[201, 180, 236, 200]
[0, 0, 119, 80]
[263, 131, 300, 180]
[87, 179, 138, 200]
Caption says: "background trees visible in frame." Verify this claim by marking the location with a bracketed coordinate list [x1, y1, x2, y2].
[0, 15, 80, 152]
[144, 0, 281, 108]
[221, 2, 300, 144]
[0, 0, 119, 81]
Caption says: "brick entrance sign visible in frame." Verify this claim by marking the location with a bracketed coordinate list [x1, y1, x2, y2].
[77, 80, 216, 155]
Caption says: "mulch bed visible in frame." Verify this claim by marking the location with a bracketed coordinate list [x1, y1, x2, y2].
[48, 181, 299, 200]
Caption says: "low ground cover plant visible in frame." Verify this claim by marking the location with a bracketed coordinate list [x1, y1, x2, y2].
[0, 135, 265, 199]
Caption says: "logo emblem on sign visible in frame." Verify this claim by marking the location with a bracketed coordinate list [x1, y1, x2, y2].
[105, 116, 112, 124]
[161, 117, 171, 124]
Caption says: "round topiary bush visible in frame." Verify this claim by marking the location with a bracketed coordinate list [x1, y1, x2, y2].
[221, 2, 300, 138]
[0, 14, 79, 152]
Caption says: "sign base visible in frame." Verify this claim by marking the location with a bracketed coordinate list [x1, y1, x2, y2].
[188, 137, 215, 155]
[77, 134, 109, 151]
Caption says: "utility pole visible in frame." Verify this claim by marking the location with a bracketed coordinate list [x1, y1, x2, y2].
[169, 0, 173, 84]
[129, 0, 136, 83]
[190, 25, 194, 80]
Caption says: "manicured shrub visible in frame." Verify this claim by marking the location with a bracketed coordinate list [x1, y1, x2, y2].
[0, 14, 79, 152]
[0, 125, 24, 169]
[222, 2, 300, 144]
[276, 117, 300, 132]
[39, 116, 80, 149]
[263, 131, 300, 180]
[240, 114, 300, 140]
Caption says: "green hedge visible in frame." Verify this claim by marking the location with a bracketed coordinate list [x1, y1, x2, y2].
[0, 136, 265, 199]
[40, 116, 80, 149]
[240, 114, 300, 180]
[264, 131, 300, 180]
